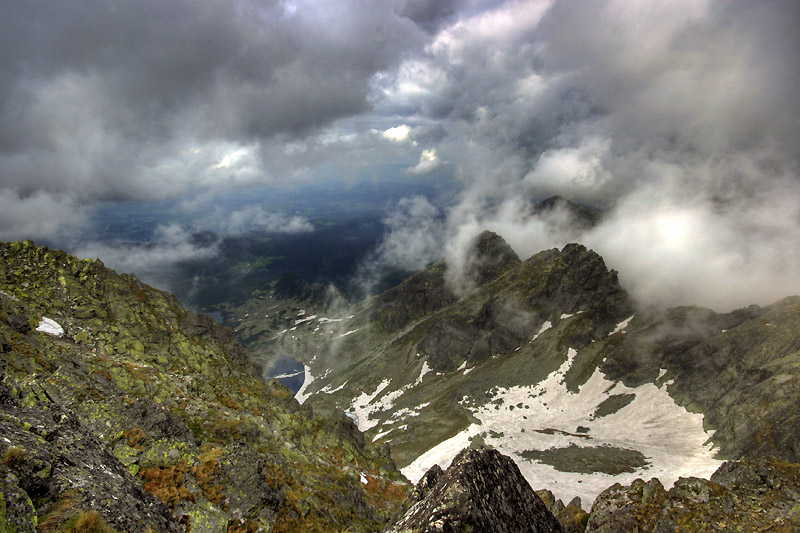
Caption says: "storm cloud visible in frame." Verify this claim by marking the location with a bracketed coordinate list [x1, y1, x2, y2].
[0, 0, 425, 235]
[2, 0, 800, 310]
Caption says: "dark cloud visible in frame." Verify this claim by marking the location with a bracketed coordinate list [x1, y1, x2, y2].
[0, 0, 424, 228]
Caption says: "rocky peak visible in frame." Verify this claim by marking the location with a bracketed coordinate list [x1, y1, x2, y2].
[373, 261, 458, 332]
[386, 447, 563, 532]
[469, 231, 521, 286]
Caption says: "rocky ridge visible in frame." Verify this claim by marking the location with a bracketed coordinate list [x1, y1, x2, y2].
[0, 240, 409, 531]
[233, 229, 800, 513]
[3, 235, 800, 532]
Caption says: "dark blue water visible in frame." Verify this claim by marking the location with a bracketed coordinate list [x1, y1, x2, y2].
[265, 353, 305, 393]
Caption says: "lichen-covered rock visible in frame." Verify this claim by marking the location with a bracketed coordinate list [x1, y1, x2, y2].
[0, 402, 180, 532]
[585, 457, 800, 532]
[0, 240, 409, 531]
[386, 447, 563, 532]
[536, 490, 590, 533]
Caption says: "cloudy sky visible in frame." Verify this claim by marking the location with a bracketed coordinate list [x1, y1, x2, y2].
[2, 0, 799, 310]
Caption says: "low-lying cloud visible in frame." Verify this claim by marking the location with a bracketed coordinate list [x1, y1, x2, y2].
[72, 224, 218, 291]
[372, 0, 800, 310]
[71, 208, 314, 293]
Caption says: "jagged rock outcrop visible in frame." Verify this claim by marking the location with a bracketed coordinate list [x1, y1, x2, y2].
[536, 490, 590, 533]
[386, 448, 563, 533]
[373, 261, 457, 333]
[221, 228, 800, 523]
[585, 457, 800, 532]
[0, 393, 181, 532]
[469, 230, 521, 286]
[0, 240, 409, 531]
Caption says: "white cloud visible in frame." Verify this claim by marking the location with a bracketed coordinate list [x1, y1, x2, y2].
[406, 148, 443, 175]
[382, 124, 412, 143]
[372, 0, 800, 310]
[212, 206, 313, 235]
[72, 223, 219, 285]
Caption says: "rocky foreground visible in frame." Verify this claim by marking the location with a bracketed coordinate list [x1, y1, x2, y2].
[0, 240, 407, 531]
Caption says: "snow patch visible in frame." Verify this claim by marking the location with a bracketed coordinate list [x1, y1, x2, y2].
[318, 380, 349, 394]
[531, 321, 552, 342]
[349, 379, 393, 431]
[271, 370, 304, 379]
[372, 429, 394, 442]
[609, 315, 635, 336]
[336, 329, 359, 338]
[37, 317, 64, 337]
[294, 314, 317, 325]
[414, 361, 433, 386]
[294, 365, 315, 404]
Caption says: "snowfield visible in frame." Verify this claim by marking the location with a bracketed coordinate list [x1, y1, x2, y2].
[401, 346, 721, 507]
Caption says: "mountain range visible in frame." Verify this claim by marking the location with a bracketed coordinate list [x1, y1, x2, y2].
[2, 230, 800, 531]
[226, 226, 800, 528]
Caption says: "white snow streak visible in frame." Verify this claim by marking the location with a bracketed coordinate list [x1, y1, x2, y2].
[415, 361, 433, 386]
[531, 321, 552, 342]
[37, 317, 64, 337]
[271, 370, 303, 379]
[293, 365, 315, 404]
[318, 380, 349, 394]
[294, 314, 317, 325]
[609, 315, 635, 336]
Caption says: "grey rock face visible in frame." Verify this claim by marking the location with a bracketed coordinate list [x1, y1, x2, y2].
[0, 402, 181, 532]
[470, 230, 521, 286]
[386, 448, 563, 533]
